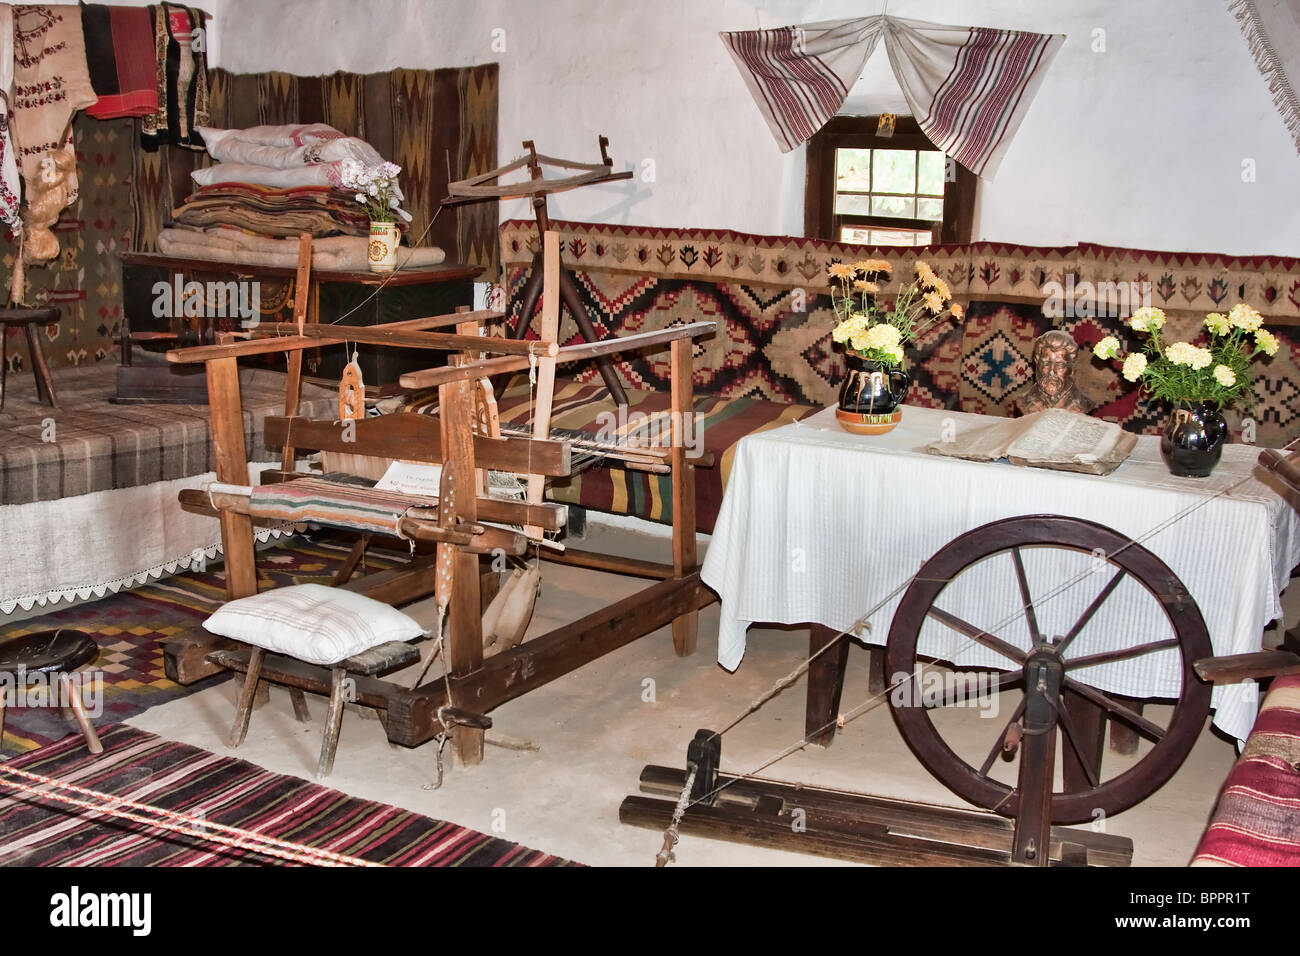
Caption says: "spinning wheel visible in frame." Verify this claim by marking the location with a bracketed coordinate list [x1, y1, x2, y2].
[885, 515, 1213, 830]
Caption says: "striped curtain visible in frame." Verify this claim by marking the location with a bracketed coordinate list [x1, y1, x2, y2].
[721, 15, 1063, 179]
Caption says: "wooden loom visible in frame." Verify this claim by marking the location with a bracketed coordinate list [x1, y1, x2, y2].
[163, 231, 717, 764]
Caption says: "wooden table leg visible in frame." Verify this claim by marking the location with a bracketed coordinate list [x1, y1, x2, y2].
[806, 623, 850, 748]
[24, 321, 57, 407]
[1108, 694, 1145, 755]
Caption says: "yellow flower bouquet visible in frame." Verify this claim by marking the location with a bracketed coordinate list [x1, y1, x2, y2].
[828, 259, 963, 369]
[1092, 304, 1277, 408]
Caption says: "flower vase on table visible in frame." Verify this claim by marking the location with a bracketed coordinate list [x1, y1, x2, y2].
[826, 257, 963, 436]
[367, 221, 399, 273]
[338, 158, 413, 274]
[1160, 401, 1227, 478]
[836, 355, 911, 435]
[1093, 303, 1278, 479]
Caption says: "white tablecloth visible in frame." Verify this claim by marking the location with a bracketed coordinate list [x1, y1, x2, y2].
[701, 405, 1300, 743]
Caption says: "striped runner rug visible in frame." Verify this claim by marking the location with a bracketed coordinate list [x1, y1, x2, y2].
[0, 532, 405, 754]
[0, 724, 577, 866]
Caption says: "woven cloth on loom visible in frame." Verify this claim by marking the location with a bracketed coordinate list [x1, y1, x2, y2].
[245, 476, 431, 538]
[1192, 675, 1300, 866]
[80, 3, 158, 119]
[407, 377, 818, 533]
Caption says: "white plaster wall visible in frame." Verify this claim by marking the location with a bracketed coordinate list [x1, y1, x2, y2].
[211, 0, 1300, 257]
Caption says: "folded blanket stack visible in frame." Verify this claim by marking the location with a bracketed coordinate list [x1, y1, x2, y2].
[157, 226, 445, 272]
[172, 184, 372, 238]
[171, 124, 436, 268]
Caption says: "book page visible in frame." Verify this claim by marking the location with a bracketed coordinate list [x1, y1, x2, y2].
[373, 460, 443, 500]
[926, 414, 1040, 461]
[1006, 409, 1121, 463]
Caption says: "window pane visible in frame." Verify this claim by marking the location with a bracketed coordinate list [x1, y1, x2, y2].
[917, 151, 946, 194]
[917, 197, 944, 220]
[840, 226, 932, 247]
[834, 193, 872, 215]
[872, 149, 915, 193]
[835, 148, 872, 191]
[871, 195, 915, 218]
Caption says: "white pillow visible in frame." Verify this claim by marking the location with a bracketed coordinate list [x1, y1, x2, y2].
[203, 584, 423, 667]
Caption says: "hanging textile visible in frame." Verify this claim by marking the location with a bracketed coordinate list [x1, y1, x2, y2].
[81, 3, 160, 120]
[720, 15, 1063, 178]
[9, 4, 98, 184]
[1228, 0, 1300, 154]
[0, 6, 22, 230]
[140, 2, 209, 150]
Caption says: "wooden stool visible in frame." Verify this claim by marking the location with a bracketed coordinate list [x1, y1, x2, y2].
[0, 629, 102, 754]
[216, 640, 420, 778]
[0, 307, 59, 410]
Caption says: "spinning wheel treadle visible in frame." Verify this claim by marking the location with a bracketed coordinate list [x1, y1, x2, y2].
[886, 514, 1213, 826]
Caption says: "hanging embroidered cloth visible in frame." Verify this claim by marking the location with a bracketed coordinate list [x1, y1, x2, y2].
[0, 6, 22, 230]
[81, 2, 160, 119]
[140, 2, 209, 150]
[9, 4, 98, 185]
[720, 14, 1064, 178]
[1228, 0, 1300, 155]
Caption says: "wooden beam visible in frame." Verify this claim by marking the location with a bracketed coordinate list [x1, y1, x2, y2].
[252, 321, 555, 357]
[206, 356, 258, 601]
[263, 414, 572, 477]
[385, 573, 716, 746]
[670, 335, 698, 657]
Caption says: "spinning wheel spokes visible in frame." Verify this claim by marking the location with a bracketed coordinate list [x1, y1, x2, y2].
[1059, 675, 1169, 742]
[926, 606, 1027, 665]
[886, 515, 1213, 826]
[1056, 567, 1127, 655]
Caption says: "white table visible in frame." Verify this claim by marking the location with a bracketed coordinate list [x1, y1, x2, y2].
[701, 404, 1300, 744]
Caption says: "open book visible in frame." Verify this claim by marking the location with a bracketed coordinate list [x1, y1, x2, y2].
[925, 409, 1138, 476]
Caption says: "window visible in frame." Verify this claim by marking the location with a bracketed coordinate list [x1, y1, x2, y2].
[805, 116, 976, 246]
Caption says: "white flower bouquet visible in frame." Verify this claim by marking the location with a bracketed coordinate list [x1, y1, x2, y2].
[338, 160, 412, 224]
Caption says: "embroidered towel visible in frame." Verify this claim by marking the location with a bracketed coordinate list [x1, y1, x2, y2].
[0, 6, 22, 228]
[721, 14, 1063, 179]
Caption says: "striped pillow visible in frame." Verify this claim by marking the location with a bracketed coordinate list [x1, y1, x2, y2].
[203, 584, 423, 667]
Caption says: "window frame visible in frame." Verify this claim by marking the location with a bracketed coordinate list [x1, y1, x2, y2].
[804, 116, 977, 246]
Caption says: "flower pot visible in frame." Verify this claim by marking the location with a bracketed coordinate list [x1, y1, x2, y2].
[367, 221, 399, 273]
[836, 354, 910, 435]
[1160, 400, 1226, 477]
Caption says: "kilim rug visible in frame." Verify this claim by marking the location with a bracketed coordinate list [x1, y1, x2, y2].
[0, 724, 576, 866]
[0, 532, 404, 754]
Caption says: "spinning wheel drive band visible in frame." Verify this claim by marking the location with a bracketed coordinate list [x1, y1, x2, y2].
[885, 515, 1212, 825]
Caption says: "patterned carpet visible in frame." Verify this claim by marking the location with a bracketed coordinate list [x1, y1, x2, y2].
[0, 532, 404, 754]
[0, 724, 575, 866]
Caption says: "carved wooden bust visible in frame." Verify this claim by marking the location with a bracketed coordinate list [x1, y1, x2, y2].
[1020, 330, 1091, 415]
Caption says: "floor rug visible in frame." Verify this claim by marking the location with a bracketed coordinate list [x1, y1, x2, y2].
[0, 532, 405, 753]
[0, 724, 576, 866]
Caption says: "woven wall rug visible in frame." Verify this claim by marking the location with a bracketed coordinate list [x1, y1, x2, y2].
[0, 532, 404, 754]
[0, 724, 576, 866]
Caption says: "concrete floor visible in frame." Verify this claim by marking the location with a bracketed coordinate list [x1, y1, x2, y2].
[128, 516, 1281, 868]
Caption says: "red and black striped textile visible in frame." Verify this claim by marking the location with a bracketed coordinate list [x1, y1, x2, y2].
[0, 724, 578, 866]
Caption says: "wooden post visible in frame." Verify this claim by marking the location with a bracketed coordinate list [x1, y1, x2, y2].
[438, 375, 485, 765]
[669, 336, 698, 656]
[280, 236, 311, 472]
[207, 356, 258, 600]
[523, 231, 561, 541]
